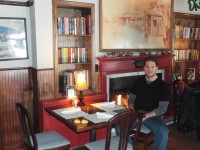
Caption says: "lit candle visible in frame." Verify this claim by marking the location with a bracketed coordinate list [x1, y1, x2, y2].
[117, 95, 122, 105]
[74, 99, 78, 107]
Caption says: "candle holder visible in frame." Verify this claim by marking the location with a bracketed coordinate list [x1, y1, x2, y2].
[74, 70, 89, 106]
[77, 91, 85, 106]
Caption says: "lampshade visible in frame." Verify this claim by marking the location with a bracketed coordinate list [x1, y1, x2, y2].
[74, 70, 88, 91]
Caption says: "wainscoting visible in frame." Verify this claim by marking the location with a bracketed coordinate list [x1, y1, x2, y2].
[0, 67, 55, 150]
[0, 68, 32, 149]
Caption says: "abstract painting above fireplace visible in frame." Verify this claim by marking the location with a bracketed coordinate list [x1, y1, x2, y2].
[99, 0, 171, 50]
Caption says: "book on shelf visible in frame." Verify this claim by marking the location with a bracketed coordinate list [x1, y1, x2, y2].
[61, 69, 89, 88]
[59, 74, 67, 92]
[69, 17, 73, 34]
[173, 49, 199, 61]
[76, 17, 80, 35]
[57, 15, 91, 35]
[58, 47, 88, 64]
[71, 17, 75, 35]
[60, 17, 64, 34]
[57, 17, 61, 34]
[190, 28, 195, 39]
[61, 48, 67, 63]
[84, 14, 91, 35]
[63, 71, 74, 86]
[175, 25, 200, 39]
[64, 17, 69, 34]
[194, 28, 199, 39]
[175, 25, 183, 39]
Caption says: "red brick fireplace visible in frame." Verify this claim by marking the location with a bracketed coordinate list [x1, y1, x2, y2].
[97, 55, 172, 95]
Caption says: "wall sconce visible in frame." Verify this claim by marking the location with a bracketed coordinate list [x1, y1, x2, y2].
[74, 70, 88, 106]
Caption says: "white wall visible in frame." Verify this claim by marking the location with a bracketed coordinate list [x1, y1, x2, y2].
[30, 0, 53, 69]
[0, 4, 32, 68]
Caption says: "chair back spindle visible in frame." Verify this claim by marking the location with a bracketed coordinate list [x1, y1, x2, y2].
[16, 103, 70, 150]
[105, 109, 139, 150]
[16, 103, 38, 150]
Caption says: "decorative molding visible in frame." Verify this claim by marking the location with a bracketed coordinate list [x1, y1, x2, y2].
[0, 0, 33, 7]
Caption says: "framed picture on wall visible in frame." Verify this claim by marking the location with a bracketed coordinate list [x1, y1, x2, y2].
[0, 17, 28, 61]
[187, 68, 196, 80]
[99, 0, 171, 51]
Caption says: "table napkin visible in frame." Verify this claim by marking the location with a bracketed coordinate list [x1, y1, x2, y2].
[96, 112, 113, 119]
[100, 101, 116, 108]
[61, 107, 81, 114]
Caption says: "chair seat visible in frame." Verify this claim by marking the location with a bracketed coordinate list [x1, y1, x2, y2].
[134, 125, 151, 134]
[85, 136, 132, 150]
[33, 130, 70, 150]
[16, 103, 70, 150]
[130, 124, 154, 150]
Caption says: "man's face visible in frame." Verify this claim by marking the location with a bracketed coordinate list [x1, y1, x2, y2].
[144, 61, 158, 78]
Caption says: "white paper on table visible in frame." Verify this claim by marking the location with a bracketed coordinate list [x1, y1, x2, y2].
[100, 101, 116, 108]
[96, 112, 113, 119]
[61, 107, 81, 114]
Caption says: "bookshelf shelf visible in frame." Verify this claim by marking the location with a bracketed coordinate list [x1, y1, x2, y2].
[58, 34, 91, 37]
[172, 12, 200, 80]
[174, 60, 199, 63]
[53, 0, 95, 97]
[175, 38, 200, 41]
[58, 62, 91, 65]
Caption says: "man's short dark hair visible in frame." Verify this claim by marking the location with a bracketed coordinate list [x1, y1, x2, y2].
[145, 55, 158, 66]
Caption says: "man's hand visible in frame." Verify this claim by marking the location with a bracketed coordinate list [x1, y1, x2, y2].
[142, 111, 156, 121]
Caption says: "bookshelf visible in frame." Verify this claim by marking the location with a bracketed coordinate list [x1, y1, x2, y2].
[53, 0, 95, 97]
[172, 12, 200, 81]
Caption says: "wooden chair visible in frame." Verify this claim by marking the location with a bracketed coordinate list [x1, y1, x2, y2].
[16, 103, 70, 150]
[172, 79, 183, 125]
[85, 109, 141, 150]
[130, 126, 154, 150]
[129, 113, 154, 150]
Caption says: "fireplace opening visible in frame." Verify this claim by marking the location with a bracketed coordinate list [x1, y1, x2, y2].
[108, 70, 165, 106]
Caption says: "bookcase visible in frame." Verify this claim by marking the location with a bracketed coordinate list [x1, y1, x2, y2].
[172, 12, 200, 81]
[53, 0, 95, 97]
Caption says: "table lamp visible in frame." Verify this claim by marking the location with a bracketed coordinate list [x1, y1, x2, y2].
[74, 70, 88, 106]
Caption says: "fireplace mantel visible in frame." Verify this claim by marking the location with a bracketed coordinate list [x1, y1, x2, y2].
[97, 55, 172, 93]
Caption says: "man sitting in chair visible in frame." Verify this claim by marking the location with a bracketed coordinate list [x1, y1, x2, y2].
[116, 55, 170, 150]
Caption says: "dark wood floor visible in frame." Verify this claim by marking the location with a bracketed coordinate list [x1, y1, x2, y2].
[143, 125, 200, 150]
[71, 125, 200, 150]
[166, 126, 200, 150]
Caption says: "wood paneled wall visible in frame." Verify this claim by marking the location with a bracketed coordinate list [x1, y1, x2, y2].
[0, 68, 32, 150]
[0, 67, 55, 150]
[32, 68, 55, 133]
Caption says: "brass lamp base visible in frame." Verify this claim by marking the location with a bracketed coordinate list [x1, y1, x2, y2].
[77, 91, 85, 106]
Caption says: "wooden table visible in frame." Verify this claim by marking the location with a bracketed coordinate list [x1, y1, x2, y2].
[45, 100, 127, 142]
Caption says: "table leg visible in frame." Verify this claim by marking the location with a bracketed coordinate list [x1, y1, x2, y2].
[90, 129, 96, 142]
